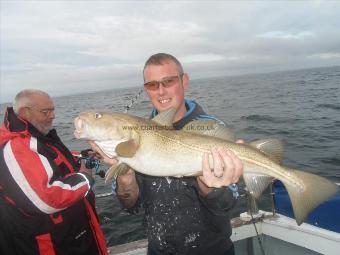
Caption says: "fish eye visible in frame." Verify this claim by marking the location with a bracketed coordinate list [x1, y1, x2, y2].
[94, 113, 102, 119]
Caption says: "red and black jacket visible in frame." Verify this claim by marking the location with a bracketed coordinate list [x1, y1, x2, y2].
[0, 107, 107, 255]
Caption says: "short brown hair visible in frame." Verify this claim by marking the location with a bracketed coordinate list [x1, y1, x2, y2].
[143, 53, 184, 76]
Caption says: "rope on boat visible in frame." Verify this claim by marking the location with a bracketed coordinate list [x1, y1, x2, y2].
[249, 210, 266, 255]
[245, 188, 266, 255]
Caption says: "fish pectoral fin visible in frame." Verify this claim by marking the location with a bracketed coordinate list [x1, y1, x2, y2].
[243, 173, 274, 199]
[281, 168, 339, 225]
[116, 139, 139, 157]
[105, 163, 131, 183]
[249, 139, 284, 164]
[182, 120, 235, 141]
[151, 108, 176, 128]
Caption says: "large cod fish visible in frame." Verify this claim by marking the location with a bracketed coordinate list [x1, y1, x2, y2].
[74, 109, 338, 225]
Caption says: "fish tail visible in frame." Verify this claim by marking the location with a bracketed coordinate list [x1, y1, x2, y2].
[281, 168, 338, 225]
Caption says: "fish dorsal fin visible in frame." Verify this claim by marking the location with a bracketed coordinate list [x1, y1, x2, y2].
[151, 108, 176, 127]
[182, 120, 235, 141]
[249, 138, 284, 164]
[105, 163, 131, 182]
[243, 173, 274, 199]
[116, 139, 139, 157]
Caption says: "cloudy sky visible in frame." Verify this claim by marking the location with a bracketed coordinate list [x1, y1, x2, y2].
[1, 0, 340, 103]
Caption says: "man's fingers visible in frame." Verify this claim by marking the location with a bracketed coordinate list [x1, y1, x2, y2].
[226, 149, 243, 183]
[219, 148, 234, 172]
[88, 141, 104, 156]
[215, 148, 234, 186]
[201, 152, 216, 187]
[202, 152, 211, 178]
[199, 144, 244, 189]
[87, 148, 102, 159]
[211, 147, 224, 178]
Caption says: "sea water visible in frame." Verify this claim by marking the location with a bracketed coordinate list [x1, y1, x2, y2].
[1, 66, 339, 246]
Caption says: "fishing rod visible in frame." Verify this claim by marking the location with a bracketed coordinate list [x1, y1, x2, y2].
[124, 88, 144, 113]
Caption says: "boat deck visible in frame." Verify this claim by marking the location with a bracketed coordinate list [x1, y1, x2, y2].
[108, 212, 340, 255]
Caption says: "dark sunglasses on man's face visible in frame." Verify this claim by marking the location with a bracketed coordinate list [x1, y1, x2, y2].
[144, 74, 183, 91]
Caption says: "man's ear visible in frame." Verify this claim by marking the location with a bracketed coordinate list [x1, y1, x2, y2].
[17, 107, 29, 119]
[182, 73, 189, 91]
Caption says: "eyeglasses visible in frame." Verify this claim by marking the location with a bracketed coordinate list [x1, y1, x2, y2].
[144, 74, 183, 91]
[25, 106, 55, 116]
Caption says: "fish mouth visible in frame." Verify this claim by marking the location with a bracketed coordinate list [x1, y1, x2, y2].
[74, 117, 85, 139]
[74, 130, 81, 139]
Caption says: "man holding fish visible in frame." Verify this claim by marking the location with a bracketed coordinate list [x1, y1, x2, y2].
[89, 53, 244, 255]
[77, 53, 338, 255]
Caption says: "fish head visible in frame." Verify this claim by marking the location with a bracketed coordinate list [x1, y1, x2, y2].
[74, 111, 137, 158]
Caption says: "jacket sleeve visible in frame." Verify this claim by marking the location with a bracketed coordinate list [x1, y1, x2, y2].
[4, 137, 94, 214]
[196, 185, 237, 216]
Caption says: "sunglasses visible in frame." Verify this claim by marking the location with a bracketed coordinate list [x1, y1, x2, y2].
[144, 74, 183, 91]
